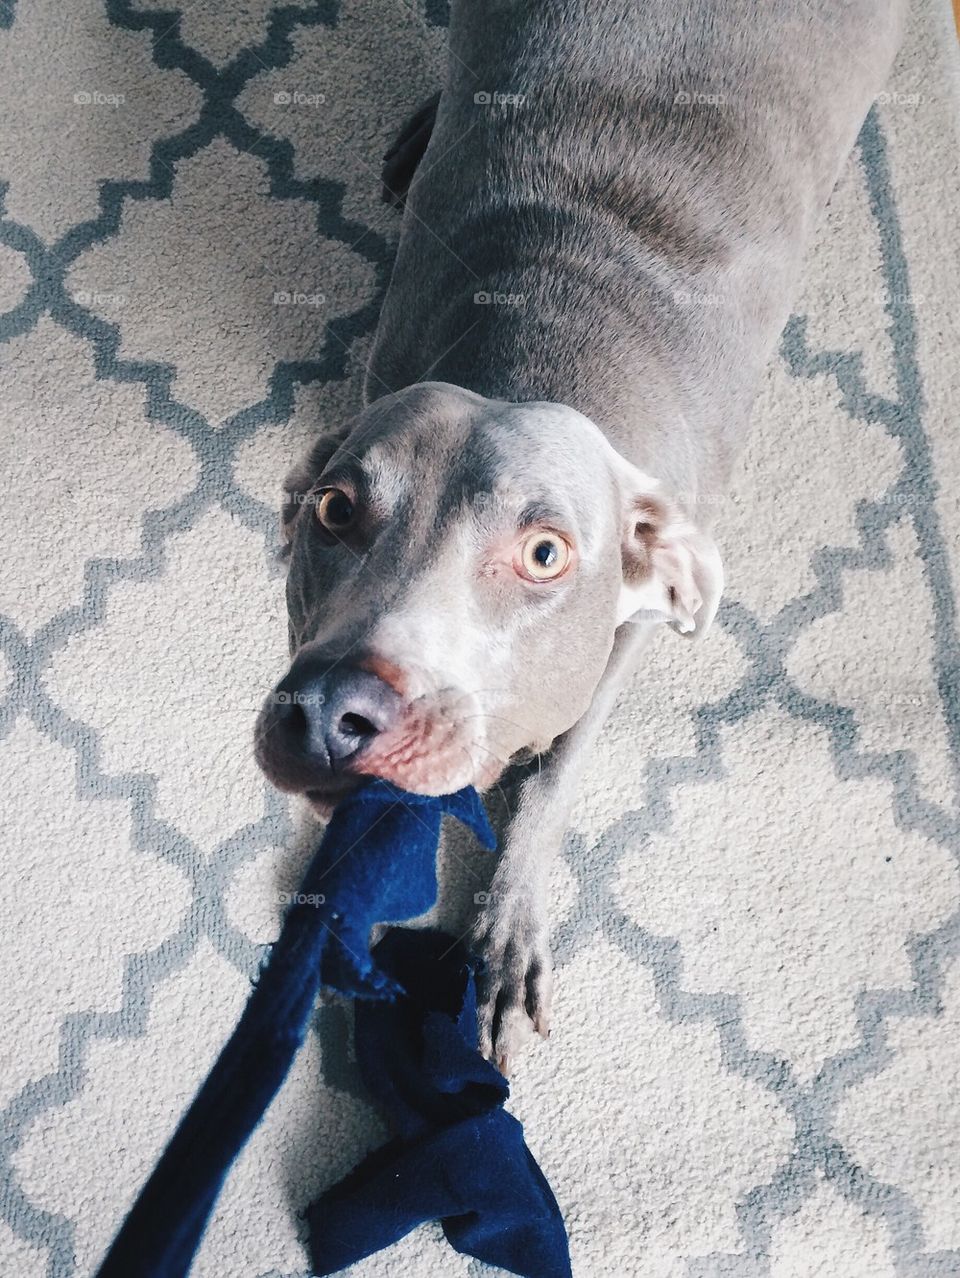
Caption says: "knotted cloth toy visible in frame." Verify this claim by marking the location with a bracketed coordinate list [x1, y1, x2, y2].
[96, 779, 572, 1278]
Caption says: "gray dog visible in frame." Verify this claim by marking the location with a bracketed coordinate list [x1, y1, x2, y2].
[256, 0, 907, 1071]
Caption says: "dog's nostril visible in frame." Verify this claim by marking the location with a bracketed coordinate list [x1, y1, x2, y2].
[339, 711, 377, 739]
[285, 703, 308, 736]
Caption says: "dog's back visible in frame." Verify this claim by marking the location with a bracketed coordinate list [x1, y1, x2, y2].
[369, 0, 907, 502]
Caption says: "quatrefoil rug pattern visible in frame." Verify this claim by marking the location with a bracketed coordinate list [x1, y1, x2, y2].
[2, 2, 959, 1276]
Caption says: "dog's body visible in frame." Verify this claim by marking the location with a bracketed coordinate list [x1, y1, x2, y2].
[258, 0, 907, 1069]
[372, 0, 906, 510]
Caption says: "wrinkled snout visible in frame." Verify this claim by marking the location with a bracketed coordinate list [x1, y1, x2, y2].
[255, 650, 402, 801]
[255, 643, 509, 807]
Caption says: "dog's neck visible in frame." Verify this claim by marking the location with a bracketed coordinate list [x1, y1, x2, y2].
[369, 244, 760, 517]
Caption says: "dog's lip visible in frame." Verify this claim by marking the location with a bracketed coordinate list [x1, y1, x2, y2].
[301, 778, 361, 818]
[304, 777, 361, 803]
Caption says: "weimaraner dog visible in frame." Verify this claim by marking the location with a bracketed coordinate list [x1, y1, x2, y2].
[256, 0, 908, 1071]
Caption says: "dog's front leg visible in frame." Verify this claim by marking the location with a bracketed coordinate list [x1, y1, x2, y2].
[474, 621, 657, 1073]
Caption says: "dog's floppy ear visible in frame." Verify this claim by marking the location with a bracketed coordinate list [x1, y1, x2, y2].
[280, 429, 349, 557]
[615, 474, 723, 638]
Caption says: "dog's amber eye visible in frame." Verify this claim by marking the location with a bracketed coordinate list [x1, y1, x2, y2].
[316, 488, 355, 534]
[517, 532, 571, 582]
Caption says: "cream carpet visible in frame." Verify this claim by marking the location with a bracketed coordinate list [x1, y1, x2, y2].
[2, 1, 960, 1275]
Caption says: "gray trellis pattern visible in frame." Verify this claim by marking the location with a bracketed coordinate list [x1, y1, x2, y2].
[1, 1, 958, 1275]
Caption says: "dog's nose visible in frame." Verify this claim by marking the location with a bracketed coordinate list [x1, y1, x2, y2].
[273, 661, 402, 768]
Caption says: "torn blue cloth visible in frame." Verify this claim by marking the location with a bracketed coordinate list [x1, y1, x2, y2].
[96, 779, 570, 1278]
[309, 927, 572, 1278]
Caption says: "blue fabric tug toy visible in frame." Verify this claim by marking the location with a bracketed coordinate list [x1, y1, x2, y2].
[97, 779, 572, 1278]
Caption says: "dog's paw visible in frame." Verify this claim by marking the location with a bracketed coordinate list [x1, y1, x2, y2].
[473, 898, 553, 1075]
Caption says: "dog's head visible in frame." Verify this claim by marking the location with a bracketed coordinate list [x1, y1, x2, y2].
[255, 381, 721, 810]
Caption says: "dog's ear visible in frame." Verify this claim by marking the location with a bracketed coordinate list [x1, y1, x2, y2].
[616, 480, 723, 638]
[280, 429, 348, 558]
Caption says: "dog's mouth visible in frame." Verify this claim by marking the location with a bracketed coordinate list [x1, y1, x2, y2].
[304, 731, 503, 807]
[348, 704, 496, 793]
[303, 781, 361, 818]
[282, 754, 496, 819]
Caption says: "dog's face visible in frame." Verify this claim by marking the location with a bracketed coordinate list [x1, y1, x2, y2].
[255, 382, 721, 810]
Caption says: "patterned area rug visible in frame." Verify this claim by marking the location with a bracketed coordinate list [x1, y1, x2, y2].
[2, 2, 960, 1275]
